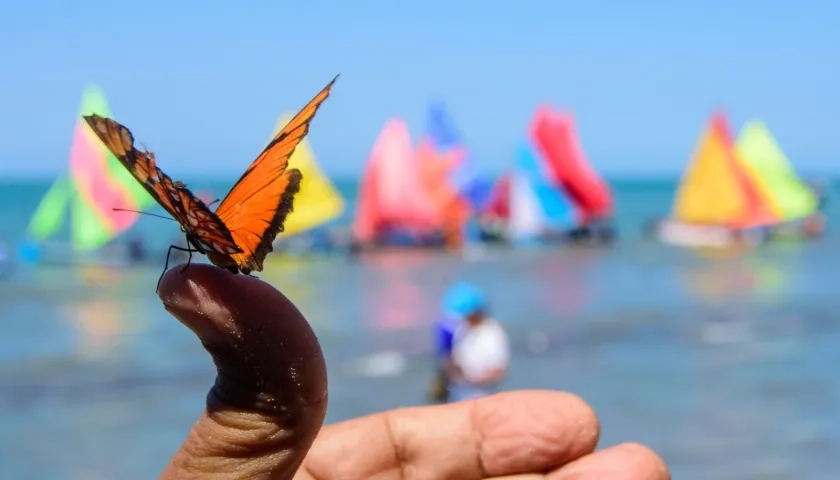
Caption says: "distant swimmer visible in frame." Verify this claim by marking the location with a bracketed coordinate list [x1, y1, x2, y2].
[127, 233, 148, 263]
[0, 237, 11, 278]
[446, 283, 511, 402]
[427, 284, 469, 403]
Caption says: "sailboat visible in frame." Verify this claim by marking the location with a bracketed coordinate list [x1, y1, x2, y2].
[652, 111, 780, 248]
[531, 105, 617, 244]
[266, 113, 346, 254]
[19, 85, 154, 266]
[479, 131, 580, 245]
[353, 118, 445, 249]
[735, 120, 823, 239]
[482, 105, 617, 246]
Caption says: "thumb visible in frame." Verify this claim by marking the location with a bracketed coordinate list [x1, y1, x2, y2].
[156, 264, 327, 480]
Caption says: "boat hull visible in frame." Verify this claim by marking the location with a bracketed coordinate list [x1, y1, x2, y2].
[650, 219, 766, 248]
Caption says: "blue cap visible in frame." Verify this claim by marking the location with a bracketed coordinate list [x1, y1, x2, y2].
[442, 282, 487, 318]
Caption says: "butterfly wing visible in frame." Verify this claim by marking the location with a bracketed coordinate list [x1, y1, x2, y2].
[82, 114, 242, 256]
[84, 114, 181, 220]
[214, 74, 338, 273]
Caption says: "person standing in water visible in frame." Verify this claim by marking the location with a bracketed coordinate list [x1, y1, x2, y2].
[446, 284, 511, 402]
[0, 236, 11, 278]
[427, 283, 473, 403]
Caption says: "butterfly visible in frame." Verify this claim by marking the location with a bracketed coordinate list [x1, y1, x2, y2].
[83, 74, 339, 290]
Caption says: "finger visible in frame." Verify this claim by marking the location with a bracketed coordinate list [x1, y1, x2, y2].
[548, 443, 670, 479]
[298, 390, 600, 479]
[157, 264, 327, 480]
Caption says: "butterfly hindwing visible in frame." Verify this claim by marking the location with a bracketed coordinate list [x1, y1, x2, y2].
[214, 74, 338, 272]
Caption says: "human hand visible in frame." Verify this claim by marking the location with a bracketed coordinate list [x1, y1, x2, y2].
[158, 264, 670, 479]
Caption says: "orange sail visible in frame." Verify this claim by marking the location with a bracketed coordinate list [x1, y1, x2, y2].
[416, 139, 471, 247]
[671, 112, 778, 228]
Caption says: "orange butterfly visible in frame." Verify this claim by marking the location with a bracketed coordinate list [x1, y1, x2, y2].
[83, 74, 339, 289]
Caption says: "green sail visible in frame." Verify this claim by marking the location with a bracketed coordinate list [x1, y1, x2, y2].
[26, 176, 70, 240]
[24, 86, 152, 252]
[69, 179, 115, 252]
[736, 120, 817, 222]
[78, 85, 154, 210]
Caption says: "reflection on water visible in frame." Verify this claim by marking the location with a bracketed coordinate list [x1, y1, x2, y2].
[2, 240, 840, 479]
[63, 299, 131, 361]
[363, 251, 430, 332]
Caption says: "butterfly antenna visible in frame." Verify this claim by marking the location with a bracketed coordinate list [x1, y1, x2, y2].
[208, 198, 221, 207]
[113, 208, 175, 222]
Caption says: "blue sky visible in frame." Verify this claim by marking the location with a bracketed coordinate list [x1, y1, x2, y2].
[1, 0, 837, 179]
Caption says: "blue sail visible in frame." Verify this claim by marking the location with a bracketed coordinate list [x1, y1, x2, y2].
[513, 142, 578, 232]
[425, 101, 493, 209]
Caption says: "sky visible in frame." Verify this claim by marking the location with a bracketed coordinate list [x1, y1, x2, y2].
[1, 0, 838, 179]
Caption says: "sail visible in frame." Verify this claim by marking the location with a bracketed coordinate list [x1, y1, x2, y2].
[416, 139, 472, 244]
[482, 173, 512, 220]
[68, 86, 154, 251]
[424, 101, 492, 209]
[353, 156, 382, 243]
[26, 177, 71, 240]
[671, 112, 777, 228]
[268, 114, 345, 237]
[24, 86, 151, 252]
[515, 142, 578, 229]
[78, 85, 154, 213]
[736, 120, 817, 222]
[69, 180, 117, 251]
[353, 119, 440, 241]
[531, 107, 613, 222]
[508, 171, 545, 242]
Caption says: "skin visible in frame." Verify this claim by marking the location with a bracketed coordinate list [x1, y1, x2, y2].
[157, 264, 671, 479]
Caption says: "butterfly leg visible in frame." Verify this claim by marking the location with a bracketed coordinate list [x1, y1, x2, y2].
[156, 243, 198, 293]
[178, 233, 199, 273]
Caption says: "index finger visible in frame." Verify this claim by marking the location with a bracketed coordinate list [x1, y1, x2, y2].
[299, 390, 601, 479]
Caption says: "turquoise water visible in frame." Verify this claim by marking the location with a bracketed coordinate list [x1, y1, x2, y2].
[2, 178, 840, 479]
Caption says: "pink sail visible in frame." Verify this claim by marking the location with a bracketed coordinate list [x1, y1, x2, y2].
[353, 119, 441, 242]
[68, 122, 138, 234]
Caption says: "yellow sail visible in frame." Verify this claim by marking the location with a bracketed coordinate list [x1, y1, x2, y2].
[269, 114, 345, 237]
[672, 114, 748, 226]
[735, 120, 817, 222]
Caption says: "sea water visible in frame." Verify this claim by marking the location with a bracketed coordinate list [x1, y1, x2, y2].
[1, 178, 839, 479]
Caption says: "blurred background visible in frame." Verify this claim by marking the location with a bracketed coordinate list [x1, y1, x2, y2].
[2, 1, 839, 478]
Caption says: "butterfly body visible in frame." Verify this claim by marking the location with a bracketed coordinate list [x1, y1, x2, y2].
[82, 75, 337, 285]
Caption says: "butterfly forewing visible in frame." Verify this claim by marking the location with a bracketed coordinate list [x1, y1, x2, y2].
[83, 115, 181, 221]
[213, 74, 338, 272]
[82, 114, 242, 257]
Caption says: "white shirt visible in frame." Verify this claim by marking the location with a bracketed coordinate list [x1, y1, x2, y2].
[452, 319, 510, 385]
